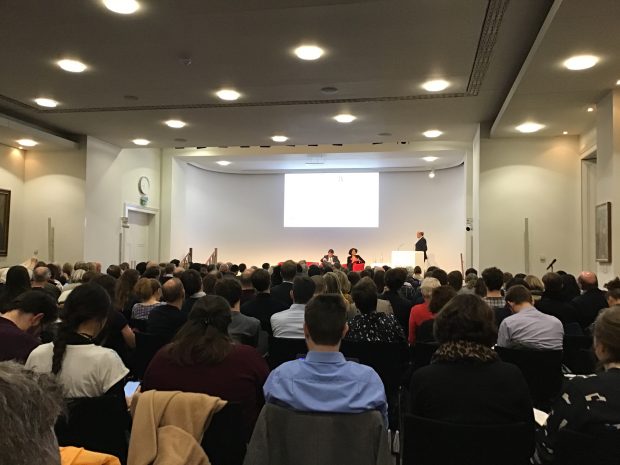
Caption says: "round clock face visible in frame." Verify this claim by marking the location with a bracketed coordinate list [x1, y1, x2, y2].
[138, 176, 150, 195]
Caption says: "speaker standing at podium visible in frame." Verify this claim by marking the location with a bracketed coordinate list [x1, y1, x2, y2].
[415, 231, 427, 261]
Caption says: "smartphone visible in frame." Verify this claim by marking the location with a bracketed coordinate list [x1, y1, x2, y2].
[124, 381, 140, 397]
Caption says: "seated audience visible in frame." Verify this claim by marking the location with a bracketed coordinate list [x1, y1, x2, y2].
[447, 270, 463, 292]
[536, 305, 620, 463]
[264, 294, 388, 425]
[311, 274, 326, 296]
[525, 274, 544, 301]
[572, 271, 609, 332]
[335, 270, 353, 304]
[180, 269, 206, 315]
[498, 285, 564, 350]
[347, 271, 361, 288]
[147, 277, 187, 343]
[202, 272, 219, 295]
[606, 278, 620, 307]
[106, 264, 121, 279]
[215, 278, 261, 346]
[0, 291, 57, 363]
[415, 285, 457, 343]
[380, 268, 412, 334]
[0, 265, 31, 311]
[482, 266, 506, 308]
[429, 268, 448, 286]
[159, 262, 175, 284]
[270, 276, 316, 338]
[131, 277, 163, 320]
[0, 360, 64, 465]
[115, 268, 140, 319]
[26, 283, 129, 398]
[346, 277, 404, 343]
[408, 277, 441, 345]
[142, 295, 269, 438]
[536, 272, 578, 327]
[373, 269, 386, 293]
[270, 260, 296, 307]
[409, 294, 533, 426]
[239, 269, 256, 305]
[459, 272, 478, 295]
[31, 266, 61, 300]
[560, 273, 581, 301]
[241, 269, 288, 333]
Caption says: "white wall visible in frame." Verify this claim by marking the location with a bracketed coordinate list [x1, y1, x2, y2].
[179, 164, 466, 271]
[479, 136, 581, 276]
[0, 146, 25, 266]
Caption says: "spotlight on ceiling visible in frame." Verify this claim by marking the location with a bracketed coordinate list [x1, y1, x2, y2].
[57, 59, 87, 73]
[334, 114, 356, 123]
[216, 160, 231, 166]
[423, 130, 442, 138]
[422, 79, 449, 92]
[165, 120, 186, 128]
[423, 156, 438, 162]
[103, 0, 140, 14]
[515, 122, 545, 133]
[563, 55, 599, 71]
[587, 106, 595, 112]
[294, 45, 324, 61]
[132, 138, 150, 146]
[16, 139, 38, 147]
[271, 135, 288, 142]
[34, 97, 59, 108]
[216, 89, 241, 101]
[428, 170, 436, 179]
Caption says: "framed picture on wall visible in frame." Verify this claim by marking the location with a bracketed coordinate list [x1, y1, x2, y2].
[595, 202, 612, 262]
[0, 189, 10, 257]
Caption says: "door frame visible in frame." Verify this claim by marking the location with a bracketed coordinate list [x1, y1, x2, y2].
[120, 203, 160, 266]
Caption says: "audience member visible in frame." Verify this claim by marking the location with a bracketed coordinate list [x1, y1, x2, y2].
[560, 273, 581, 302]
[239, 269, 256, 305]
[264, 294, 388, 425]
[0, 291, 57, 363]
[115, 268, 140, 319]
[409, 294, 533, 426]
[147, 278, 187, 343]
[311, 274, 326, 296]
[459, 272, 478, 295]
[373, 269, 386, 293]
[180, 269, 206, 316]
[605, 278, 620, 307]
[335, 270, 353, 304]
[498, 285, 564, 350]
[202, 272, 219, 295]
[481, 267, 506, 309]
[26, 283, 129, 398]
[536, 272, 578, 327]
[464, 267, 478, 276]
[446, 270, 463, 292]
[106, 264, 121, 279]
[131, 278, 163, 320]
[379, 268, 412, 332]
[346, 277, 404, 343]
[214, 278, 261, 347]
[347, 271, 361, 288]
[412, 265, 423, 283]
[270, 276, 315, 338]
[408, 277, 441, 345]
[160, 263, 175, 284]
[0, 265, 31, 311]
[430, 268, 448, 286]
[572, 271, 608, 332]
[241, 269, 288, 333]
[270, 260, 296, 307]
[31, 266, 61, 300]
[142, 295, 269, 439]
[525, 275, 544, 301]
[415, 285, 457, 343]
[142, 266, 161, 280]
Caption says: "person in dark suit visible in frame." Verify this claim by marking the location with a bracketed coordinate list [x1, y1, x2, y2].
[571, 271, 608, 332]
[321, 249, 340, 267]
[346, 248, 365, 269]
[415, 231, 428, 261]
[241, 269, 288, 333]
[147, 278, 187, 344]
[535, 272, 578, 327]
[270, 260, 297, 307]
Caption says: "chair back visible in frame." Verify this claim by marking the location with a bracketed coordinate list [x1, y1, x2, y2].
[494, 346, 563, 409]
[55, 396, 130, 464]
[132, 332, 166, 379]
[410, 342, 440, 371]
[201, 402, 246, 465]
[267, 336, 308, 369]
[352, 263, 365, 272]
[402, 414, 534, 465]
[555, 427, 620, 465]
[562, 335, 596, 374]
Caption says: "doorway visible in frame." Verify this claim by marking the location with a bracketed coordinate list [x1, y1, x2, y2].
[121, 204, 159, 267]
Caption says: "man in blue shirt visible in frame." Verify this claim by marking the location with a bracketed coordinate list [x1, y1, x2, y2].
[263, 294, 388, 426]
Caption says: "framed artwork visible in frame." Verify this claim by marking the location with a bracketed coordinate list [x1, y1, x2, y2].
[0, 189, 10, 256]
[595, 202, 612, 262]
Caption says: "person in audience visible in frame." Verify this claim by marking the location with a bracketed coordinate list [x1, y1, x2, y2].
[346, 248, 365, 269]
[346, 278, 404, 343]
[605, 278, 620, 306]
[160, 262, 175, 284]
[497, 285, 564, 350]
[46, 264, 64, 291]
[459, 272, 478, 295]
[311, 274, 326, 296]
[26, 283, 129, 398]
[180, 269, 206, 315]
[572, 271, 608, 332]
[373, 269, 386, 293]
[262, 262, 270, 271]
[308, 264, 321, 277]
[147, 277, 187, 343]
[502, 272, 514, 290]
[321, 249, 340, 266]
[447, 270, 463, 292]
[241, 269, 288, 333]
[202, 272, 220, 295]
[412, 265, 423, 283]
[142, 295, 269, 439]
[379, 267, 411, 329]
[31, 266, 61, 300]
[264, 294, 388, 425]
[409, 294, 533, 426]
[0, 265, 31, 311]
[270, 260, 296, 307]
[142, 266, 161, 280]
[525, 275, 544, 301]
[238, 263, 247, 274]
[61, 262, 73, 282]
[63, 269, 86, 292]
[481, 267, 506, 308]
[408, 277, 441, 345]
[0, 291, 57, 363]
[560, 273, 581, 302]
[415, 285, 458, 343]
[131, 277, 163, 320]
[474, 276, 488, 298]
[0, 360, 64, 465]
[347, 271, 361, 288]
[239, 269, 256, 305]
[271, 276, 316, 338]
[106, 264, 121, 279]
[114, 268, 140, 319]
[215, 278, 261, 346]
[536, 272, 578, 327]
[429, 268, 448, 286]
[536, 305, 620, 464]
[335, 270, 353, 304]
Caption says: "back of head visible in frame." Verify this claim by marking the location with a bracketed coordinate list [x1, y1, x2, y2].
[311, 275, 325, 295]
[142, 266, 161, 279]
[323, 272, 342, 294]
[7, 290, 57, 324]
[413, 266, 422, 275]
[447, 270, 463, 291]
[162, 277, 184, 303]
[106, 265, 121, 279]
[239, 263, 247, 273]
[292, 276, 316, 304]
[202, 273, 219, 295]
[169, 295, 232, 365]
[464, 267, 478, 276]
[0, 361, 64, 465]
[134, 277, 161, 302]
[70, 268, 86, 284]
[240, 270, 253, 288]
[214, 278, 242, 307]
[385, 267, 407, 291]
[351, 277, 378, 314]
[164, 263, 176, 275]
[434, 294, 497, 346]
[280, 260, 297, 281]
[373, 269, 386, 292]
[334, 270, 350, 294]
[428, 285, 457, 314]
[90, 273, 116, 300]
[578, 271, 599, 291]
[136, 262, 147, 275]
[430, 268, 448, 286]
[505, 285, 533, 305]
[230, 264, 239, 275]
[481, 267, 504, 292]
[305, 294, 347, 345]
[47, 263, 61, 281]
[33, 267, 51, 284]
[308, 265, 321, 277]
[251, 269, 271, 292]
[347, 271, 361, 288]
[464, 272, 478, 289]
[524, 275, 544, 292]
[180, 269, 202, 296]
[420, 277, 441, 299]
[593, 305, 620, 364]
[262, 262, 270, 270]
[5, 265, 31, 296]
[605, 278, 620, 303]
[115, 268, 139, 306]
[542, 272, 563, 294]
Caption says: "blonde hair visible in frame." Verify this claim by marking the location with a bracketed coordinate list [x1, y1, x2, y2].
[524, 275, 544, 292]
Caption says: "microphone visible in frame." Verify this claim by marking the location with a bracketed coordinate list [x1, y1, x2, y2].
[546, 258, 557, 271]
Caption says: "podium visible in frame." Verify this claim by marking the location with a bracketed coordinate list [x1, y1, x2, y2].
[391, 250, 425, 268]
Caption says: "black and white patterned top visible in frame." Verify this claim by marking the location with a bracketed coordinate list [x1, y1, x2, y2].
[345, 312, 405, 343]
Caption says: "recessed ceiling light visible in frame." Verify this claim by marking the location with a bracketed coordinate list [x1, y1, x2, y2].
[563, 55, 599, 71]
[57, 59, 87, 73]
[428, 170, 436, 179]
[132, 138, 150, 146]
[271, 135, 288, 142]
[587, 106, 595, 112]
[294, 45, 324, 61]
[334, 114, 356, 123]
[216, 160, 231, 166]
[563, 131, 568, 135]
[34, 97, 59, 108]
[216, 89, 241, 101]
[422, 79, 450, 92]
[616, 79, 620, 86]
[16, 139, 38, 147]
[164, 119, 186, 128]
[516, 122, 545, 133]
[423, 156, 439, 162]
[423, 130, 443, 138]
[103, 0, 140, 14]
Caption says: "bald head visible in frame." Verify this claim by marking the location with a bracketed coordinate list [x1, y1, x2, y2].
[162, 277, 185, 308]
[578, 271, 598, 291]
[32, 266, 51, 284]
[240, 269, 254, 289]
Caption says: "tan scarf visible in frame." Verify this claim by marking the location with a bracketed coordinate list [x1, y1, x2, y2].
[432, 340, 498, 364]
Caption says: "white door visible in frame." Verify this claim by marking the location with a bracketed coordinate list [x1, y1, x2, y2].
[124, 210, 151, 266]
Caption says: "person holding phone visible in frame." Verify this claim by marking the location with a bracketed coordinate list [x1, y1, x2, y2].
[347, 248, 365, 269]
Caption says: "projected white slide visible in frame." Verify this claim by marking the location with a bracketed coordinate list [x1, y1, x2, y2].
[284, 172, 379, 227]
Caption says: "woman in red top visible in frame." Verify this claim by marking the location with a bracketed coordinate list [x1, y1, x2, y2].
[408, 277, 441, 344]
[142, 295, 269, 439]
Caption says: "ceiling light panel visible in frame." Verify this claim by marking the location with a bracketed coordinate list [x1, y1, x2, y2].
[165, 120, 186, 128]
[16, 139, 38, 147]
[563, 55, 599, 71]
[422, 79, 449, 92]
[216, 89, 241, 101]
[132, 138, 150, 145]
[34, 97, 59, 107]
[294, 45, 324, 61]
[103, 0, 140, 14]
[423, 130, 442, 138]
[57, 59, 87, 73]
[334, 114, 356, 123]
[515, 122, 545, 133]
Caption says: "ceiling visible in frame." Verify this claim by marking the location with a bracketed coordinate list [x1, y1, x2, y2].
[0, 0, 618, 170]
